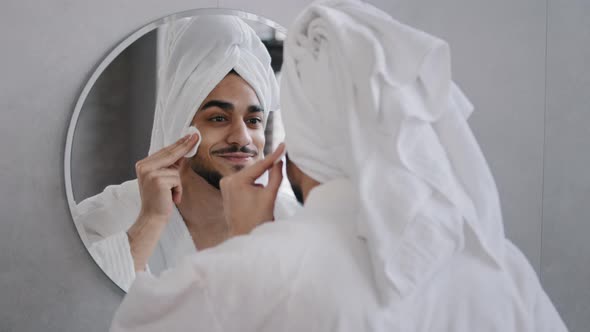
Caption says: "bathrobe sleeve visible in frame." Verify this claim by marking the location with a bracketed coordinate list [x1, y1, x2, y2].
[503, 242, 569, 332]
[74, 180, 142, 291]
[88, 232, 136, 292]
[109, 221, 323, 332]
[109, 265, 224, 332]
[533, 286, 569, 331]
[108, 232, 286, 332]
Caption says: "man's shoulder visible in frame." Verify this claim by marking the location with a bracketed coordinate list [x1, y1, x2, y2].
[195, 212, 339, 268]
[448, 240, 537, 288]
[74, 179, 141, 240]
[75, 179, 140, 213]
[187, 213, 379, 331]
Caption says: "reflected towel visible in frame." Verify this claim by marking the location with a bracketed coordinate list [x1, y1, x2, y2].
[150, 15, 279, 157]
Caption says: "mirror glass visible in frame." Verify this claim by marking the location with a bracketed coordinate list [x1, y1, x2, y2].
[65, 9, 297, 292]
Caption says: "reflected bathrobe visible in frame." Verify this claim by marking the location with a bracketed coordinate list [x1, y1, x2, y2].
[73, 14, 290, 292]
[74, 179, 300, 292]
[109, 179, 566, 332]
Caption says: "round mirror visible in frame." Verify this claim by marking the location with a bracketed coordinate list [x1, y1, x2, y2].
[65, 9, 298, 292]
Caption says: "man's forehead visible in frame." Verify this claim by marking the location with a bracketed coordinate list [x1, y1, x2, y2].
[198, 99, 264, 114]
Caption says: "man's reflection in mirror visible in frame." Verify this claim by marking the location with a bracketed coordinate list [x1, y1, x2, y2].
[74, 15, 299, 291]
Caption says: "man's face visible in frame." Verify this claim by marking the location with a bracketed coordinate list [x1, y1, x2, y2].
[188, 73, 265, 188]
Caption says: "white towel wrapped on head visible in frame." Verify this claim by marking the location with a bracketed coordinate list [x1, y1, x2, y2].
[150, 15, 280, 157]
[281, 0, 505, 305]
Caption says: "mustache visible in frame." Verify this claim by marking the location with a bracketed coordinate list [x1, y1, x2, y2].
[212, 145, 258, 156]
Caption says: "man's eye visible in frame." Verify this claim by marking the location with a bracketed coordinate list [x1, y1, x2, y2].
[246, 118, 262, 125]
[209, 116, 227, 122]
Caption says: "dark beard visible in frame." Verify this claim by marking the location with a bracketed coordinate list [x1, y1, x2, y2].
[291, 182, 304, 204]
[190, 162, 223, 190]
[189, 144, 254, 189]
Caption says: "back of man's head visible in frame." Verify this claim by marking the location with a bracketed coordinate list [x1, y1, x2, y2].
[280, 0, 506, 307]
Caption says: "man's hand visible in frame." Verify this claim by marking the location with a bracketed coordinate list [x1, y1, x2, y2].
[135, 133, 199, 220]
[220, 143, 286, 236]
[128, 133, 199, 271]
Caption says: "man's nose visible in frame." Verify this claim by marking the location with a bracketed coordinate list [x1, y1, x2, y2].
[226, 120, 253, 147]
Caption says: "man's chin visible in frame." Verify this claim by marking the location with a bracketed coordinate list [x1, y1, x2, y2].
[190, 165, 223, 190]
[217, 159, 262, 173]
[215, 163, 245, 174]
[232, 165, 245, 172]
[191, 159, 260, 189]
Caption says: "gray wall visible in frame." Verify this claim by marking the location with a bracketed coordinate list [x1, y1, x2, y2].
[542, 1, 590, 331]
[0, 0, 587, 331]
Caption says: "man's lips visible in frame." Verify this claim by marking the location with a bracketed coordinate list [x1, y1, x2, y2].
[215, 152, 256, 163]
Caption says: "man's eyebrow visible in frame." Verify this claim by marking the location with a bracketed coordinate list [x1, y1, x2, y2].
[248, 105, 264, 114]
[200, 100, 234, 112]
[199, 101, 264, 115]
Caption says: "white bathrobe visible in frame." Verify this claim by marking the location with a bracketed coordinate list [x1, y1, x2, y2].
[109, 1, 568, 330]
[75, 180, 300, 292]
[110, 179, 566, 332]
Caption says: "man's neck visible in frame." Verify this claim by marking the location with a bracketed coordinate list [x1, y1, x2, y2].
[176, 167, 229, 250]
[301, 175, 321, 204]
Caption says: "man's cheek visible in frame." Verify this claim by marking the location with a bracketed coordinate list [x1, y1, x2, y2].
[202, 130, 227, 149]
[253, 132, 266, 150]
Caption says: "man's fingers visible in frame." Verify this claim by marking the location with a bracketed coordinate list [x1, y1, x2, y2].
[172, 185, 183, 205]
[241, 143, 286, 181]
[142, 168, 180, 181]
[150, 133, 199, 169]
[142, 168, 182, 204]
[137, 134, 200, 173]
[172, 154, 188, 170]
[145, 134, 191, 161]
[150, 175, 181, 189]
[142, 169, 181, 189]
[267, 160, 284, 196]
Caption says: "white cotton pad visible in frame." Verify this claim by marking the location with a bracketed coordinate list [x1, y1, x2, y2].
[182, 126, 201, 158]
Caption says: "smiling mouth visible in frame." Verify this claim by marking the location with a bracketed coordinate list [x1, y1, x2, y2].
[215, 153, 255, 164]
